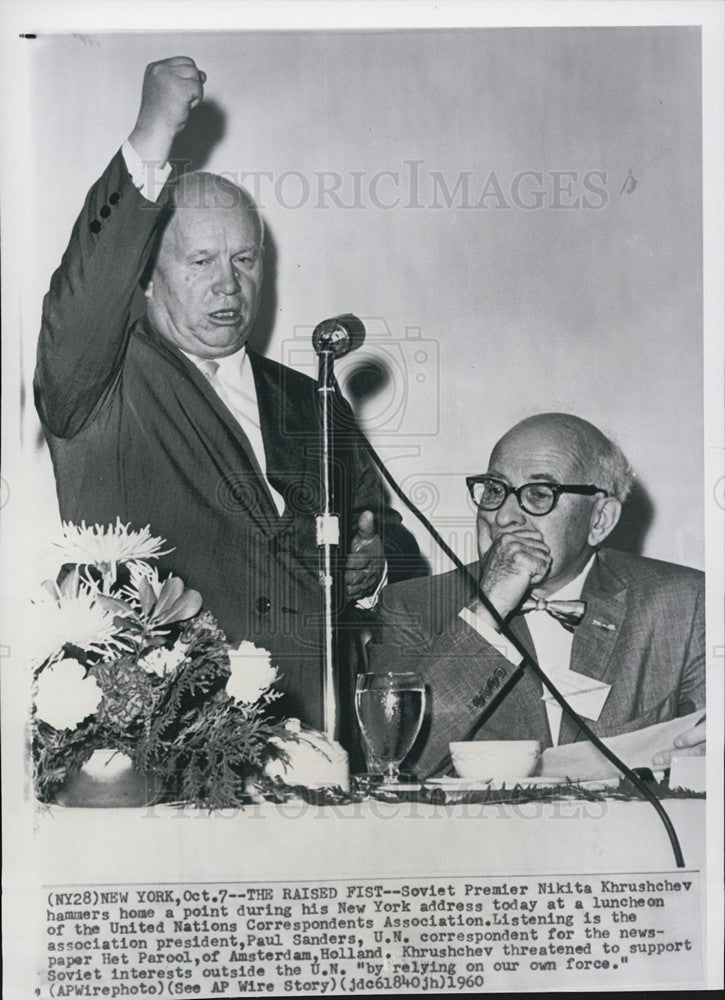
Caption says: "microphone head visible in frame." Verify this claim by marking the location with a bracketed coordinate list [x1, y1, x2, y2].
[312, 314, 366, 358]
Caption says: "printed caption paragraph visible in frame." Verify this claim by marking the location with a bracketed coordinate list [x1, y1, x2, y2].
[42, 873, 703, 996]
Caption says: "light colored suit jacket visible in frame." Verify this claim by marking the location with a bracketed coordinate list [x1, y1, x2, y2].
[367, 549, 705, 776]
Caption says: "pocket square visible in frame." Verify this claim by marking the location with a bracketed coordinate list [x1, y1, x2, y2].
[541, 668, 611, 721]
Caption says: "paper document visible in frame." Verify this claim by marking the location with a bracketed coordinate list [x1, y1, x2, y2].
[540, 711, 704, 779]
[540, 668, 611, 721]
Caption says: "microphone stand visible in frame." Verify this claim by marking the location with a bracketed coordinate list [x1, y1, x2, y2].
[313, 314, 366, 742]
[317, 348, 340, 740]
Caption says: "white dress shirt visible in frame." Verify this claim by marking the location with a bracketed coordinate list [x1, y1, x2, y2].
[122, 139, 172, 202]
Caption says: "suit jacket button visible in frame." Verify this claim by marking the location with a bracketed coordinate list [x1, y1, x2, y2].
[89, 220, 102, 233]
[256, 597, 271, 614]
[109, 192, 120, 205]
[100, 205, 111, 218]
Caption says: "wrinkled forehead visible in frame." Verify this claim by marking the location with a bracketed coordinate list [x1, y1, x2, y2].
[488, 423, 591, 483]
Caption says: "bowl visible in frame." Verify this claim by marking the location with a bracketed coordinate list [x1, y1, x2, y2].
[450, 740, 540, 780]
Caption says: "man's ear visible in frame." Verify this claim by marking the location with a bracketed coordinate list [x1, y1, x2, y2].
[588, 496, 621, 547]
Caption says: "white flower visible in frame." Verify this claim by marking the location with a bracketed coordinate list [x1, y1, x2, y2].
[30, 581, 126, 667]
[139, 642, 187, 677]
[226, 641, 278, 704]
[34, 657, 102, 731]
[53, 519, 172, 588]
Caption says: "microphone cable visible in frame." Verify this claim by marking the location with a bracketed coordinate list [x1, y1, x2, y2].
[338, 380, 686, 868]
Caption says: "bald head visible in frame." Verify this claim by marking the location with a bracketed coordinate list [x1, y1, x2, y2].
[168, 171, 264, 245]
[145, 172, 265, 358]
[492, 413, 634, 503]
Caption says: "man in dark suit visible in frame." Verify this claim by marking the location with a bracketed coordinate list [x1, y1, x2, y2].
[35, 57, 422, 733]
[368, 413, 705, 776]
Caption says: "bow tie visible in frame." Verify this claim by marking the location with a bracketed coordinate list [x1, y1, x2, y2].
[518, 597, 587, 631]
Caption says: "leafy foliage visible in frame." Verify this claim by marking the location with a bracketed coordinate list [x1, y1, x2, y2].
[31, 530, 289, 808]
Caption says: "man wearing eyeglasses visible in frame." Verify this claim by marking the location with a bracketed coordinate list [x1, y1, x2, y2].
[368, 412, 705, 776]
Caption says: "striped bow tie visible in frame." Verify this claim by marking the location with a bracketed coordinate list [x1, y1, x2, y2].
[519, 597, 587, 631]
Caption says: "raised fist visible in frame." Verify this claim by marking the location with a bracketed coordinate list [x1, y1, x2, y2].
[129, 57, 206, 162]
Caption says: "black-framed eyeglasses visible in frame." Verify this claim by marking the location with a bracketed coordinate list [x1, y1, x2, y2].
[466, 475, 609, 517]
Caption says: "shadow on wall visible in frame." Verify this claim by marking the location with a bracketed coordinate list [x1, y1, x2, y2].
[344, 358, 391, 408]
[170, 100, 227, 172]
[607, 480, 654, 556]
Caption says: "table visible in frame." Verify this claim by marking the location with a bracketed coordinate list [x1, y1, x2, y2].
[33, 797, 705, 884]
[5, 797, 709, 998]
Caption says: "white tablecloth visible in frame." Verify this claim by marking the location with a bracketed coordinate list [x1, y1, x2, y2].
[34, 798, 704, 883]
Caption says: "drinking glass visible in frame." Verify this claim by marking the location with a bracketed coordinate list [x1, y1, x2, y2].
[355, 672, 425, 783]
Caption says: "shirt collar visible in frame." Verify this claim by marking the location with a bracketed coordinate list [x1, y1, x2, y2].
[179, 343, 247, 380]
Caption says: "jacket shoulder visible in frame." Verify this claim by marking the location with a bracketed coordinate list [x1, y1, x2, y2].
[599, 548, 704, 588]
[378, 565, 476, 630]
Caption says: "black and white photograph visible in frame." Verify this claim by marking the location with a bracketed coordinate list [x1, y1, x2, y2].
[1, 1, 723, 996]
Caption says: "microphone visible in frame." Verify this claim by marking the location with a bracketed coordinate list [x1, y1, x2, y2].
[312, 314, 366, 359]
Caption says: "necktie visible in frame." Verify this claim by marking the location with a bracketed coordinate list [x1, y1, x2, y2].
[198, 358, 221, 382]
[519, 597, 586, 632]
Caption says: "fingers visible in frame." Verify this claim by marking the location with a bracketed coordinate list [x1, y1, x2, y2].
[162, 56, 199, 67]
[652, 721, 706, 766]
[493, 523, 549, 547]
[484, 530, 551, 575]
[143, 56, 206, 114]
[652, 743, 705, 767]
[673, 720, 706, 748]
[351, 510, 376, 548]
[345, 569, 380, 600]
[346, 523, 384, 599]
[151, 56, 205, 79]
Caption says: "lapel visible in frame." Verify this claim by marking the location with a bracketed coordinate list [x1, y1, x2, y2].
[558, 549, 628, 744]
[504, 613, 553, 745]
[134, 322, 281, 531]
[249, 350, 317, 535]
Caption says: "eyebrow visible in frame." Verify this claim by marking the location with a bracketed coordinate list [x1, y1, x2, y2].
[184, 245, 260, 260]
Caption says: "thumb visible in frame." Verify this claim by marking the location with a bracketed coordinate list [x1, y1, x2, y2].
[355, 510, 376, 538]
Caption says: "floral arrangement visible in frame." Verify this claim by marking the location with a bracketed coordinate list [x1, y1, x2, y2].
[31, 519, 289, 808]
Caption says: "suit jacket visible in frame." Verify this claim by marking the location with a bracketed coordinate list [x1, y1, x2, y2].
[35, 149, 423, 732]
[367, 548, 705, 776]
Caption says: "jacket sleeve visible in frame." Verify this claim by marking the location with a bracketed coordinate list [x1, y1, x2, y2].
[333, 389, 428, 584]
[367, 582, 525, 777]
[677, 574, 706, 714]
[34, 149, 170, 439]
